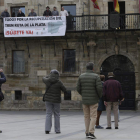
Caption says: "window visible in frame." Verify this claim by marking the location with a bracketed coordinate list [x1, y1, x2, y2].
[13, 51, 25, 74]
[63, 50, 76, 73]
[15, 91, 22, 100]
[61, 5, 76, 30]
[11, 6, 25, 17]
[0, 0, 4, 6]
[61, 5, 76, 16]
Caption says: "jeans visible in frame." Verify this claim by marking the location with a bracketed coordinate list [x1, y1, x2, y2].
[45, 101, 60, 133]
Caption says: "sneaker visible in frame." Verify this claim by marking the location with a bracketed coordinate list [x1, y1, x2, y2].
[95, 125, 104, 129]
[88, 133, 96, 139]
[45, 131, 50, 134]
[86, 133, 89, 138]
[115, 127, 118, 129]
[56, 132, 61, 134]
[106, 127, 112, 129]
[0, 130, 2, 133]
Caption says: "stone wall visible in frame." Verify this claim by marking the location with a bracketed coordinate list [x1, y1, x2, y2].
[0, 31, 140, 110]
[0, 0, 140, 110]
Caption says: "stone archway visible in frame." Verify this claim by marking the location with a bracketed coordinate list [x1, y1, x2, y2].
[101, 55, 135, 73]
[100, 55, 135, 110]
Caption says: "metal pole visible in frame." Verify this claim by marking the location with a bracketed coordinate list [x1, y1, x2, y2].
[88, 0, 90, 15]
[38, 4, 39, 16]
[83, 2, 84, 15]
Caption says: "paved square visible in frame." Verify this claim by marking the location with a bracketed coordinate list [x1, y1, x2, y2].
[0, 110, 140, 140]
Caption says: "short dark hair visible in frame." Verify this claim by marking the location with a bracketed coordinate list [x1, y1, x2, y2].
[100, 75, 105, 81]
[86, 62, 94, 70]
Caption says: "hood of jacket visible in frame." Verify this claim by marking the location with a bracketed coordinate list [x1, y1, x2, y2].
[43, 73, 59, 84]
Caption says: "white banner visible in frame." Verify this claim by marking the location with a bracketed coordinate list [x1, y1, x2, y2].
[4, 16, 66, 37]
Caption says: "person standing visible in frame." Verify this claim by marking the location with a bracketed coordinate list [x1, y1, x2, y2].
[17, 9, 25, 17]
[43, 6, 52, 16]
[42, 70, 67, 134]
[28, 9, 37, 17]
[77, 62, 102, 139]
[52, 7, 59, 16]
[0, 69, 6, 133]
[103, 72, 124, 129]
[60, 7, 69, 16]
[1, 9, 10, 17]
[95, 75, 106, 129]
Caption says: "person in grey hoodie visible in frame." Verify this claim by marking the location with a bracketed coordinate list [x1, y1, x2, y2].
[52, 7, 59, 16]
[42, 69, 67, 134]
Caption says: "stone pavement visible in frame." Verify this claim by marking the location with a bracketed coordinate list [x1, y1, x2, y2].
[0, 110, 140, 140]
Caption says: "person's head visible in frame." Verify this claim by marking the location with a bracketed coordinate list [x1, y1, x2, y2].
[46, 6, 50, 10]
[5, 8, 8, 12]
[100, 75, 105, 82]
[50, 69, 60, 76]
[53, 7, 56, 11]
[19, 9, 22, 13]
[61, 7, 64, 11]
[31, 9, 34, 13]
[86, 62, 94, 71]
[108, 72, 115, 78]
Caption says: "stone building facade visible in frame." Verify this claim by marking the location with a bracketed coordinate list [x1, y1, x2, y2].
[0, 0, 140, 110]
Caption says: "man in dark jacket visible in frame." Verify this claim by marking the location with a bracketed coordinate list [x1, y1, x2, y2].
[1, 9, 10, 17]
[103, 72, 124, 130]
[43, 69, 67, 134]
[28, 9, 37, 17]
[77, 62, 102, 139]
[43, 6, 52, 16]
[17, 9, 25, 17]
[0, 69, 6, 133]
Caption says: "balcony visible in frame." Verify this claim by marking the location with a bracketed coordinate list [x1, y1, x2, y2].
[0, 13, 140, 34]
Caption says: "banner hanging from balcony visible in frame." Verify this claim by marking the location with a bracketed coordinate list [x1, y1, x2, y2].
[91, 0, 100, 10]
[4, 16, 66, 37]
[114, 0, 120, 13]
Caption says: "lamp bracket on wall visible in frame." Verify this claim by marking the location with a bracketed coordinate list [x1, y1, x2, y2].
[125, 31, 128, 53]
[3, 37, 7, 58]
[81, 33, 85, 57]
[26, 39, 30, 58]
[65, 36, 68, 48]
[40, 41, 43, 57]
[53, 39, 56, 56]
[14, 38, 17, 49]
[104, 31, 107, 54]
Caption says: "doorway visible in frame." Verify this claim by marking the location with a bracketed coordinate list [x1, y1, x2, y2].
[101, 55, 135, 110]
[108, 1, 125, 29]
[61, 5, 76, 30]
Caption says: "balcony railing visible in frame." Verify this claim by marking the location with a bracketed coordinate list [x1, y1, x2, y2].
[1, 13, 140, 34]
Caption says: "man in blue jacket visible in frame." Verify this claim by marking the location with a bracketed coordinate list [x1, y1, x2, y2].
[0, 69, 6, 133]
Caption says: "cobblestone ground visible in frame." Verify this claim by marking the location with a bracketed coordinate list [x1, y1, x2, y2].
[0, 110, 140, 140]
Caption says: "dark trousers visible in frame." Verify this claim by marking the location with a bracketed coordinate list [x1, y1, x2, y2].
[96, 111, 102, 126]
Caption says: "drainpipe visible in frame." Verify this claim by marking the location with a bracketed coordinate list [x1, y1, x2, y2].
[88, 0, 90, 15]
[38, 3, 42, 16]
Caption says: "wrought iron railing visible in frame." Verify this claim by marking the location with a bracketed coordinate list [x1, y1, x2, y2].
[0, 13, 140, 34]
